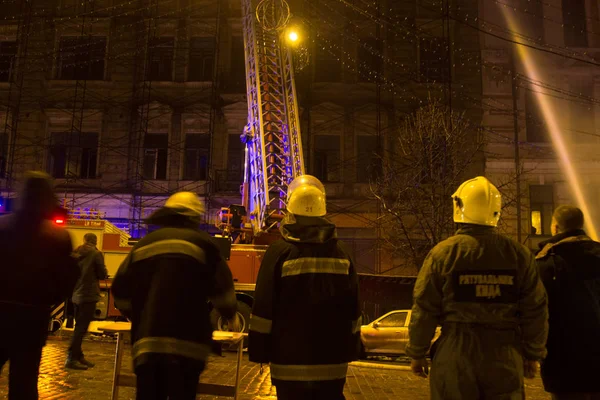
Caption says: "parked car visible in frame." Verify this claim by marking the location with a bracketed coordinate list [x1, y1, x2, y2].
[360, 309, 441, 358]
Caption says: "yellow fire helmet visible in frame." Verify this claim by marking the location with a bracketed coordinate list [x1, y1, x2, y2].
[286, 174, 327, 217]
[164, 191, 205, 220]
[452, 176, 502, 227]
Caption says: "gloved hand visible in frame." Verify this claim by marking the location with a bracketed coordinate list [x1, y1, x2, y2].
[411, 358, 429, 378]
[523, 359, 538, 379]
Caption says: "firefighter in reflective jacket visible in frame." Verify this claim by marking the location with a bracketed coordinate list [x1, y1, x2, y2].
[249, 175, 361, 400]
[406, 176, 549, 400]
[112, 192, 239, 400]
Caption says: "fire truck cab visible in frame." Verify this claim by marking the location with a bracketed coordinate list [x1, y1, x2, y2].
[50, 209, 132, 331]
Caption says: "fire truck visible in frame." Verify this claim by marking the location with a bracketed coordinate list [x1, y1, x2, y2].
[50, 209, 132, 331]
[51, 207, 267, 334]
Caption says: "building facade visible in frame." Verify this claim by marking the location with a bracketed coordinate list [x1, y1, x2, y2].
[481, 0, 600, 249]
[0, 0, 483, 275]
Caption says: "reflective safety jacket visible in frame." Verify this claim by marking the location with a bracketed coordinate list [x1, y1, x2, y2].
[248, 214, 362, 383]
[112, 217, 237, 368]
[406, 224, 548, 361]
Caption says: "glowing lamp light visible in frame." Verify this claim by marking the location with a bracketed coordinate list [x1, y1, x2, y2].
[500, 6, 598, 240]
[55, 218, 65, 225]
[288, 31, 299, 42]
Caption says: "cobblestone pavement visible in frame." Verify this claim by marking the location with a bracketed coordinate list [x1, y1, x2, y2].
[0, 336, 551, 400]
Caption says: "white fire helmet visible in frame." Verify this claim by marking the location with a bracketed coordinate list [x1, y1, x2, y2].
[452, 176, 502, 227]
[286, 175, 327, 217]
[164, 191, 205, 220]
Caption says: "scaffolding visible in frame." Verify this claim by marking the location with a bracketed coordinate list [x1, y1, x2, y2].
[0, 0, 225, 237]
[2, 0, 34, 189]
[0, 0, 496, 275]
[127, 0, 159, 237]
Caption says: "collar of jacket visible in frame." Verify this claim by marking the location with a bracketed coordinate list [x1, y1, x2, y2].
[455, 224, 497, 236]
[75, 242, 97, 258]
[536, 229, 590, 259]
[280, 213, 337, 244]
[83, 242, 97, 251]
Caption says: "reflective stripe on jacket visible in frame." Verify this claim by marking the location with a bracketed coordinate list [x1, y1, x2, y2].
[111, 224, 237, 367]
[133, 337, 211, 362]
[270, 363, 349, 381]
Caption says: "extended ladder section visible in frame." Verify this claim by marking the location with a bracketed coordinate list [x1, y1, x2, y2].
[240, 0, 305, 236]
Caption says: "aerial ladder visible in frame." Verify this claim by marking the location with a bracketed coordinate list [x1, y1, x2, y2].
[50, 0, 308, 334]
[218, 0, 305, 243]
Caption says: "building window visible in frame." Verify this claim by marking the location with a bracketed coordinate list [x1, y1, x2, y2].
[527, 0, 545, 43]
[570, 78, 595, 142]
[227, 133, 244, 182]
[183, 133, 210, 180]
[225, 36, 246, 92]
[357, 38, 379, 83]
[57, 36, 107, 80]
[315, 38, 342, 82]
[562, 0, 587, 48]
[313, 135, 341, 182]
[525, 90, 549, 143]
[0, 41, 17, 82]
[188, 37, 215, 82]
[47, 132, 98, 179]
[530, 185, 553, 236]
[419, 37, 449, 83]
[143, 133, 168, 180]
[356, 135, 382, 183]
[148, 37, 174, 81]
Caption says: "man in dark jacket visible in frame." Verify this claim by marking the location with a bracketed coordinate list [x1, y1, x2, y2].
[0, 171, 80, 399]
[536, 205, 600, 400]
[407, 176, 548, 400]
[65, 232, 108, 370]
[111, 191, 238, 400]
[249, 175, 361, 400]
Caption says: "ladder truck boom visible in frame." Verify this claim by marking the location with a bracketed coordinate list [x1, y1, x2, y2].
[239, 0, 305, 236]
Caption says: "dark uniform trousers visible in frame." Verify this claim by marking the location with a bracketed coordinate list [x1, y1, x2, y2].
[429, 325, 525, 400]
[0, 306, 48, 400]
[0, 346, 43, 400]
[68, 301, 96, 359]
[274, 379, 346, 400]
[135, 355, 205, 400]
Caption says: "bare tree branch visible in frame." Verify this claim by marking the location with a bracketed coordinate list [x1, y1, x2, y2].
[370, 96, 486, 272]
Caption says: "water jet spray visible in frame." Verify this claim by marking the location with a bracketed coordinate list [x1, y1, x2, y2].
[500, 6, 598, 241]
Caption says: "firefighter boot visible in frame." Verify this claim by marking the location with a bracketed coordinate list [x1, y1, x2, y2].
[79, 354, 95, 368]
[64, 355, 88, 370]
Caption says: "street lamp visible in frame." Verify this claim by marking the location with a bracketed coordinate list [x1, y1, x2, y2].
[288, 30, 299, 42]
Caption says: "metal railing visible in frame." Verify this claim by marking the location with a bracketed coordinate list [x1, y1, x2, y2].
[68, 209, 106, 219]
[104, 220, 132, 248]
